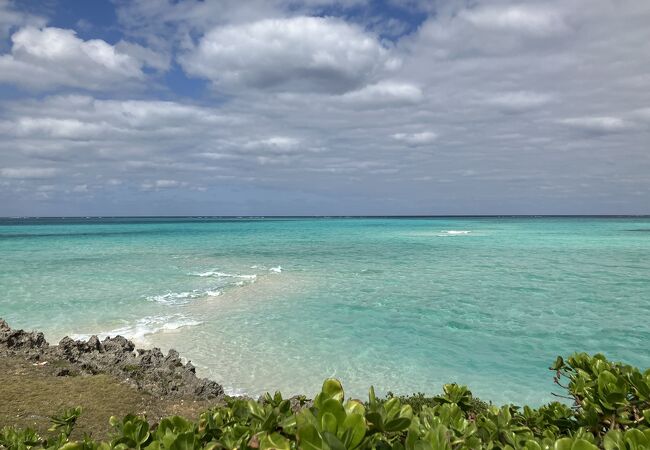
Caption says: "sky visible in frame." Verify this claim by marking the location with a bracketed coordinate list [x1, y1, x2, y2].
[0, 0, 649, 216]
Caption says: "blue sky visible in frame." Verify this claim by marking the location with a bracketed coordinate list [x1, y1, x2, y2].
[0, 0, 649, 216]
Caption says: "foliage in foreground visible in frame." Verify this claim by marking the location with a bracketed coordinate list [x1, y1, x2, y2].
[3, 353, 650, 450]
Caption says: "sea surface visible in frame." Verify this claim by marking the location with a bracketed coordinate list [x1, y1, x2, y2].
[1, 217, 649, 405]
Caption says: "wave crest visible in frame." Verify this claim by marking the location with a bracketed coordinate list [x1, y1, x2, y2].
[146, 289, 221, 305]
[190, 270, 257, 280]
[71, 314, 201, 341]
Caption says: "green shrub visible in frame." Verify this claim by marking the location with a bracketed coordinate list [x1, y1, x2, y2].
[384, 384, 490, 416]
[2, 353, 650, 450]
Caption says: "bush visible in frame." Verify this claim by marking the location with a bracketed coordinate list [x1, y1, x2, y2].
[2, 353, 650, 450]
[384, 385, 490, 416]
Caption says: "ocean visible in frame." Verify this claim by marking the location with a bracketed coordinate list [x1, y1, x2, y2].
[1, 216, 648, 405]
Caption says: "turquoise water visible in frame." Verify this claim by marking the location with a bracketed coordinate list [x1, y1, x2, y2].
[1, 217, 649, 404]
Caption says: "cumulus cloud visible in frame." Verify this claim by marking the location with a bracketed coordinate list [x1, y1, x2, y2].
[115, 40, 170, 71]
[1, 0, 650, 215]
[0, 27, 149, 90]
[181, 16, 398, 94]
[414, 2, 572, 59]
[114, 0, 373, 56]
[0, 0, 46, 39]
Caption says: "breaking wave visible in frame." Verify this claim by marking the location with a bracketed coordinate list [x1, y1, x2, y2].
[190, 270, 257, 280]
[146, 289, 222, 305]
[71, 314, 202, 341]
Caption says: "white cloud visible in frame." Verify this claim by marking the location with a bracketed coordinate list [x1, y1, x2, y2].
[9, 117, 108, 139]
[414, 3, 572, 59]
[339, 81, 423, 107]
[1, 167, 59, 178]
[0, 0, 46, 38]
[392, 131, 438, 145]
[154, 179, 180, 188]
[115, 40, 170, 71]
[141, 179, 189, 190]
[181, 16, 397, 94]
[560, 116, 634, 134]
[2, 1, 650, 215]
[484, 91, 553, 113]
[0, 27, 148, 90]
[460, 5, 568, 36]
[244, 137, 301, 153]
[1, 95, 234, 142]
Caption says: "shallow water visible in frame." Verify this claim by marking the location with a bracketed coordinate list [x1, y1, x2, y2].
[1, 217, 649, 404]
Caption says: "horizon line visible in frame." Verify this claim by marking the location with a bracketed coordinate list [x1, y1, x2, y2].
[2, 215, 650, 219]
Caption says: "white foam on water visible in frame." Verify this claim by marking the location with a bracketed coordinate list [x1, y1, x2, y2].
[146, 288, 222, 305]
[437, 230, 471, 236]
[192, 271, 217, 277]
[237, 274, 258, 280]
[71, 314, 202, 342]
[269, 266, 282, 273]
[223, 386, 248, 396]
[190, 270, 257, 280]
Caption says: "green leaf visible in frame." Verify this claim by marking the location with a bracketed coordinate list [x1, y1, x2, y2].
[168, 431, 196, 450]
[321, 412, 338, 435]
[384, 398, 401, 418]
[384, 417, 411, 433]
[624, 428, 650, 448]
[260, 432, 291, 450]
[344, 400, 365, 417]
[554, 438, 573, 450]
[366, 412, 384, 432]
[570, 439, 598, 450]
[59, 443, 83, 450]
[603, 431, 623, 450]
[321, 379, 345, 402]
[524, 441, 541, 450]
[369, 386, 378, 407]
[319, 398, 347, 427]
[322, 431, 346, 450]
[550, 356, 565, 371]
[341, 413, 366, 449]
[298, 424, 323, 450]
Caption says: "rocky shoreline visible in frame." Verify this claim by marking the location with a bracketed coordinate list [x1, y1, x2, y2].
[0, 318, 224, 400]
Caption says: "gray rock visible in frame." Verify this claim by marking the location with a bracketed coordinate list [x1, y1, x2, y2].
[87, 335, 103, 352]
[0, 319, 47, 351]
[102, 335, 134, 353]
[0, 318, 224, 400]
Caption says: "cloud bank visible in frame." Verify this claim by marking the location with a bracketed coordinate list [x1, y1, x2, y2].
[0, 0, 649, 215]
